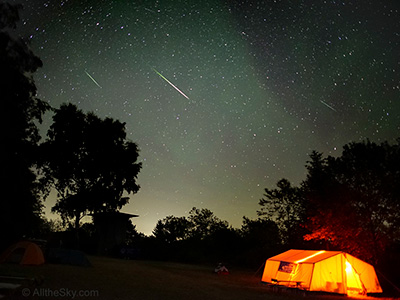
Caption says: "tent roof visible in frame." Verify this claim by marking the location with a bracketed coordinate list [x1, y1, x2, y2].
[268, 249, 343, 264]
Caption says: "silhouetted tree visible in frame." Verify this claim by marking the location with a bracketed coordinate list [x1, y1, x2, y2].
[203, 225, 241, 263]
[153, 215, 192, 243]
[125, 219, 145, 245]
[40, 103, 141, 231]
[303, 140, 400, 264]
[0, 2, 50, 247]
[153, 208, 229, 244]
[187, 207, 229, 240]
[258, 178, 306, 246]
[151, 208, 236, 262]
[238, 217, 282, 266]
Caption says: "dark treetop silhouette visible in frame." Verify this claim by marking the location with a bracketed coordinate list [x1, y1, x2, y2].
[0, 2, 50, 247]
[40, 103, 141, 231]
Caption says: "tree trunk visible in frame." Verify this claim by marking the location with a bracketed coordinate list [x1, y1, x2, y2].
[74, 212, 80, 249]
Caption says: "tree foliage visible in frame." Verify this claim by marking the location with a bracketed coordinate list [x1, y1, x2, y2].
[241, 217, 280, 248]
[187, 207, 229, 240]
[40, 103, 141, 229]
[239, 217, 282, 266]
[258, 178, 306, 246]
[151, 208, 237, 262]
[303, 141, 400, 264]
[153, 207, 229, 243]
[153, 216, 192, 243]
[0, 2, 50, 246]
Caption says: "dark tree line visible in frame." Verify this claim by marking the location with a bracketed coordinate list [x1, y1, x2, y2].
[0, 2, 50, 248]
[143, 208, 282, 266]
[0, 3, 141, 249]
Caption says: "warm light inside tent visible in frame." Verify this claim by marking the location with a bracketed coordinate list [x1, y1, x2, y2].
[345, 260, 363, 293]
[295, 250, 326, 263]
[345, 261, 352, 273]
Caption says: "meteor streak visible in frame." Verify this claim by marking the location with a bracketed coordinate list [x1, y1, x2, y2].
[320, 100, 337, 112]
[84, 70, 102, 88]
[152, 68, 190, 100]
[144, 7, 156, 13]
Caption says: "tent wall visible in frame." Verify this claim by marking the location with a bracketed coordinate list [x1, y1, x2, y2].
[22, 243, 45, 265]
[344, 259, 363, 292]
[291, 263, 313, 290]
[262, 260, 314, 289]
[345, 254, 382, 293]
[261, 260, 280, 283]
[310, 254, 345, 294]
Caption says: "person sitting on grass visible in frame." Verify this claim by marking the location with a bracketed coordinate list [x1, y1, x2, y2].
[214, 263, 229, 275]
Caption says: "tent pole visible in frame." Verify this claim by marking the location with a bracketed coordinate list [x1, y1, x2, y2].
[376, 269, 400, 294]
[254, 261, 266, 277]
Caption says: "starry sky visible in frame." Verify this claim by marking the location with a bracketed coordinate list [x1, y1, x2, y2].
[11, 0, 400, 235]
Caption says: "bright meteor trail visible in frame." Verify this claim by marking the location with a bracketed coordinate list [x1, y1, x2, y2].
[84, 70, 102, 88]
[152, 68, 190, 100]
[320, 100, 337, 112]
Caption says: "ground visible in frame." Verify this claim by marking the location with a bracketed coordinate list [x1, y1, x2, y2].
[0, 256, 397, 300]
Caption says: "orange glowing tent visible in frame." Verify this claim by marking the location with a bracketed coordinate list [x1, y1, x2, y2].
[261, 249, 382, 295]
[0, 241, 44, 265]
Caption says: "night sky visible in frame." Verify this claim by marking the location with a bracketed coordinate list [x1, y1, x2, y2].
[12, 0, 400, 234]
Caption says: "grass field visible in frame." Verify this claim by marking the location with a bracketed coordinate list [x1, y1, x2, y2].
[0, 256, 397, 300]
